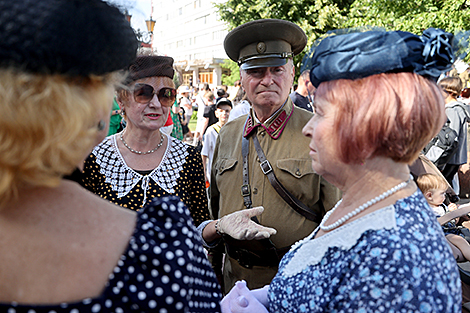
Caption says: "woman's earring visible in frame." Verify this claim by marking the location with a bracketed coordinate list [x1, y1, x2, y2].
[97, 120, 106, 131]
[120, 110, 126, 116]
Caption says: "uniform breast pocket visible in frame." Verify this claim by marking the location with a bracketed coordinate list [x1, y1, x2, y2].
[215, 158, 238, 175]
[276, 159, 316, 197]
[214, 158, 239, 192]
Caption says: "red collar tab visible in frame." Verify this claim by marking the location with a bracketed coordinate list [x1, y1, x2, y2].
[243, 108, 292, 139]
[265, 110, 289, 139]
[243, 114, 257, 137]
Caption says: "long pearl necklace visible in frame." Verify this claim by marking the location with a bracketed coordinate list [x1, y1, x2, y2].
[319, 176, 411, 231]
[120, 130, 164, 155]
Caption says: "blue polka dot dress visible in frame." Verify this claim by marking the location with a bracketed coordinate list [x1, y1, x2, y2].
[269, 191, 461, 312]
[0, 196, 222, 313]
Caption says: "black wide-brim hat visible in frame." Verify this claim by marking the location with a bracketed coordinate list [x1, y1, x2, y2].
[0, 0, 138, 77]
[309, 28, 454, 87]
[224, 19, 307, 70]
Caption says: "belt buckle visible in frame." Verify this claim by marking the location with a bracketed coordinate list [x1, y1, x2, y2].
[241, 184, 251, 197]
[260, 160, 272, 174]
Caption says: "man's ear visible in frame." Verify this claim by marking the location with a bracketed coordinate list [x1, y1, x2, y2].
[304, 79, 310, 88]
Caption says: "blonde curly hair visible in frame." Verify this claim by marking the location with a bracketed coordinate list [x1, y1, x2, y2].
[0, 68, 121, 207]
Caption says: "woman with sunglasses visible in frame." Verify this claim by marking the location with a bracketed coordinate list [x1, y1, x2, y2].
[82, 55, 211, 227]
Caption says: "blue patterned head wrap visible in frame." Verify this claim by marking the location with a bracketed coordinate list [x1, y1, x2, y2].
[308, 28, 454, 87]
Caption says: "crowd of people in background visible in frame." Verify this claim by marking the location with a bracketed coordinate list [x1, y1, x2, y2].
[2, 0, 470, 311]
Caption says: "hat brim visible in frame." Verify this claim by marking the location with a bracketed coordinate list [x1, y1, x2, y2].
[240, 56, 288, 70]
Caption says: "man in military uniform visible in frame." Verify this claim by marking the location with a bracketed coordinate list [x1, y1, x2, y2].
[200, 19, 341, 292]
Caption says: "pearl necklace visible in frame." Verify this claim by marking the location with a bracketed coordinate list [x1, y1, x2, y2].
[120, 131, 164, 155]
[319, 176, 411, 231]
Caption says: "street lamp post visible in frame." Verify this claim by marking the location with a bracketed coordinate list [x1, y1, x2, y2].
[124, 9, 131, 23]
[145, 18, 156, 50]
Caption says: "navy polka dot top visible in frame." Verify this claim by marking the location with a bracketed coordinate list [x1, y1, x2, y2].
[0, 196, 222, 312]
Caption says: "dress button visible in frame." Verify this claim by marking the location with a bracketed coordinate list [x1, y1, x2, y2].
[295, 169, 301, 176]
[253, 187, 258, 194]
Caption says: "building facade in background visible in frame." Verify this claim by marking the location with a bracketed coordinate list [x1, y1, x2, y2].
[151, 0, 229, 87]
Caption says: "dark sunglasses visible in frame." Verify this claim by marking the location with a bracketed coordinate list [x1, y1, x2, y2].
[133, 83, 177, 107]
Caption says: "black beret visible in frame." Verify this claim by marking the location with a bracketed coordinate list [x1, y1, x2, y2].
[126, 56, 175, 84]
[309, 28, 454, 87]
[224, 19, 307, 69]
[0, 0, 138, 77]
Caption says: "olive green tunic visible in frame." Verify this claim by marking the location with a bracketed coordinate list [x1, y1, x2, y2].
[209, 98, 341, 291]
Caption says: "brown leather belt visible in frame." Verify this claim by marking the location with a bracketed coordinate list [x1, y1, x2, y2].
[225, 242, 290, 269]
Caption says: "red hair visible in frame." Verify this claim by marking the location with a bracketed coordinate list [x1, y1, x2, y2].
[315, 72, 445, 164]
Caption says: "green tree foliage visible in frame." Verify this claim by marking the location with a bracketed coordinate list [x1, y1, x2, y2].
[344, 0, 470, 34]
[215, 0, 470, 65]
[221, 59, 241, 85]
[215, 0, 355, 72]
[215, 0, 354, 46]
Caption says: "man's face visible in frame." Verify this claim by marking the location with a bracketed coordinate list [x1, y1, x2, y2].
[240, 60, 294, 110]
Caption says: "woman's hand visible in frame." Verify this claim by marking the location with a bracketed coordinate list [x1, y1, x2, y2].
[221, 280, 269, 313]
[218, 207, 277, 240]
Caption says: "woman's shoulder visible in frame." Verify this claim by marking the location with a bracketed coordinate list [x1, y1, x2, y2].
[446, 101, 470, 117]
[283, 192, 445, 272]
[0, 196, 221, 312]
[168, 136, 201, 159]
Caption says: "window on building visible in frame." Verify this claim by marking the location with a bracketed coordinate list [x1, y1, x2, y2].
[183, 73, 192, 86]
[213, 30, 225, 41]
[196, 15, 208, 25]
[199, 72, 213, 84]
[178, 7, 182, 15]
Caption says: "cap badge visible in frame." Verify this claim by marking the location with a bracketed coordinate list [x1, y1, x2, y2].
[256, 42, 266, 54]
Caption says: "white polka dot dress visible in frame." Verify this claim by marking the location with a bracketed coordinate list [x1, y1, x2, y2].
[0, 196, 222, 312]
